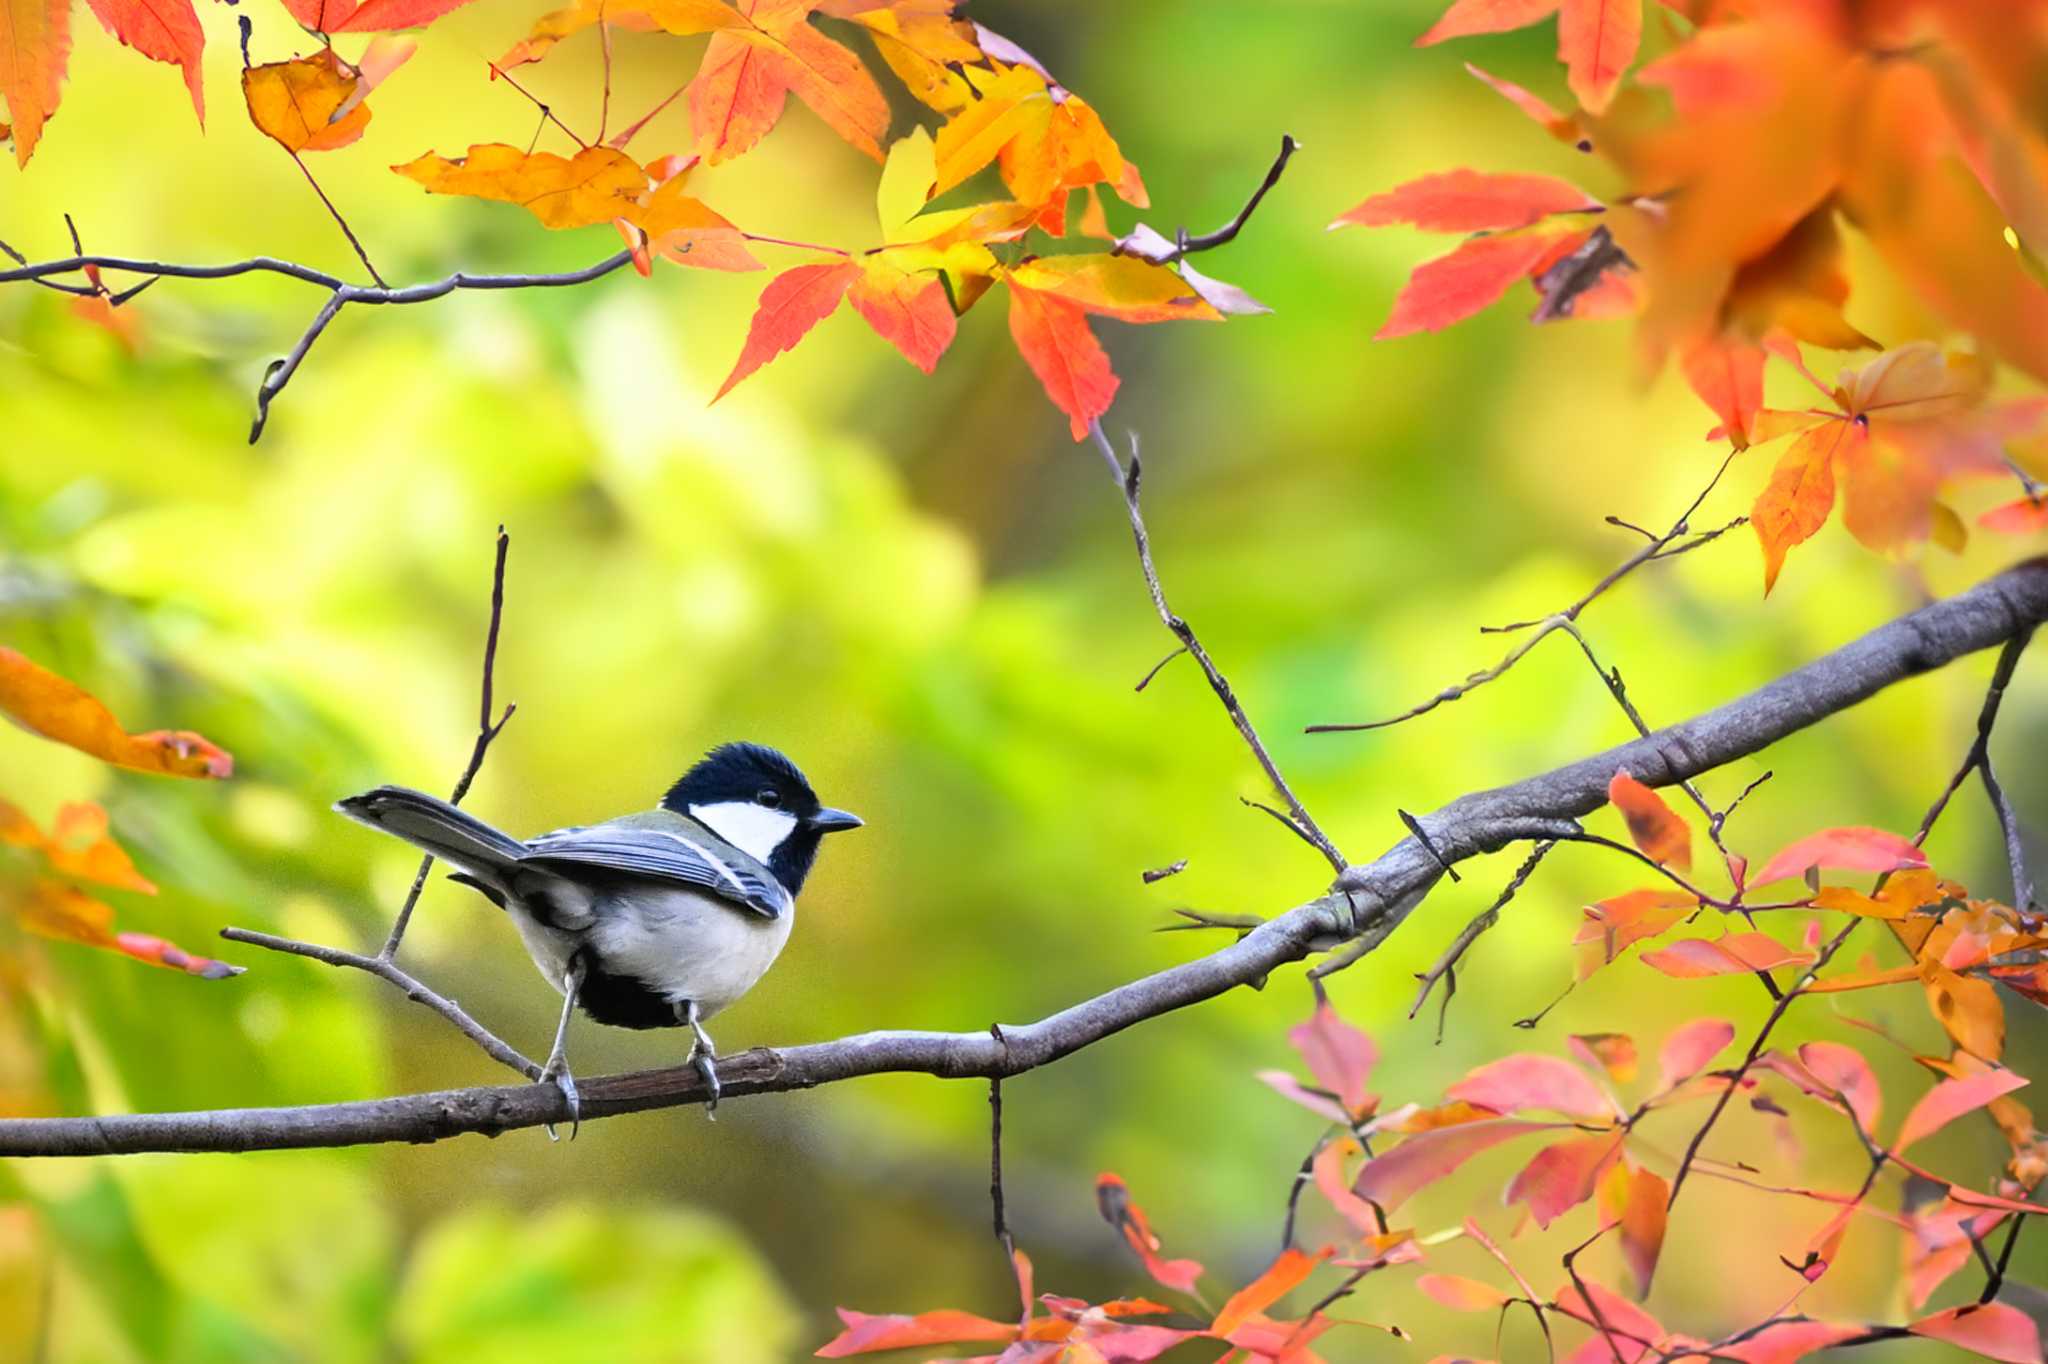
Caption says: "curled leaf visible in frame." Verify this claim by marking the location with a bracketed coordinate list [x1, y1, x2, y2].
[0, 648, 231, 778]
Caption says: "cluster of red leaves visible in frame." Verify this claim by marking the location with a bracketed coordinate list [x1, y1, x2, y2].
[1279, 985, 2044, 1361]
[1342, 0, 2048, 591]
[0, 648, 238, 979]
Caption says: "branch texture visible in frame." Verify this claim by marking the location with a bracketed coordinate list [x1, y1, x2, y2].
[3, 559, 2043, 1157]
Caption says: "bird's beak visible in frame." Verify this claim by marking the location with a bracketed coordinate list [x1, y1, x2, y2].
[809, 807, 864, 833]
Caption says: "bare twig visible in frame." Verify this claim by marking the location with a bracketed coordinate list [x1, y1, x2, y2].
[1146, 134, 1298, 263]
[380, 526, 517, 959]
[1093, 423, 1346, 873]
[220, 927, 539, 1079]
[1410, 841, 1555, 1038]
[287, 152, 387, 288]
[0, 250, 637, 441]
[1309, 452, 1743, 733]
[3, 560, 2043, 1155]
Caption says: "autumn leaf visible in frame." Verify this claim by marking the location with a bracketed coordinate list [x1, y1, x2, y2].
[931, 60, 1144, 212]
[10, 881, 241, 979]
[686, 2, 889, 166]
[1795, 1041, 1882, 1134]
[1465, 60, 1578, 142]
[1006, 283, 1116, 441]
[0, 648, 231, 778]
[1681, 336, 1765, 448]
[1654, 1018, 1734, 1092]
[1003, 254, 1220, 325]
[330, 0, 480, 31]
[1907, 1302, 2045, 1364]
[1751, 826, 1928, 887]
[0, 800, 156, 893]
[715, 259, 861, 399]
[84, 0, 202, 121]
[1574, 888, 1697, 979]
[393, 144, 650, 228]
[242, 51, 372, 153]
[1447, 1053, 1617, 1120]
[1981, 496, 2048, 534]
[1209, 1247, 1329, 1338]
[1333, 169, 1598, 234]
[1353, 1119, 1557, 1212]
[815, 1307, 1018, 1356]
[1378, 229, 1577, 339]
[1286, 986, 1379, 1117]
[1753, 416, 1858, 594]
[631, 172, 760, 272]
[1414, 0, 1639, 114]
[1505, 1131, 1622, 1226]
[846, 258, 956, 373]
[1096, 1173, 1203, 1293]
[1568, 1032, 1637, 1084]
[1897, 1069, 2028, 1152]
[1640, 932, 1814, 978]
[499, 0, 738, 67]
[819, 0, 978, 113]
[1417, 1273, 1510, 1312]
[0, 0, 68, 165]
[1600, 1161, 1669, 1297]
[1607, 770, 1691, 870]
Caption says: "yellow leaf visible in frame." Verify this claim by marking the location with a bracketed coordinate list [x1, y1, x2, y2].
[242, 50, 370, 153]
[393, 143, 650, 228]
[0, 648, 232, 778]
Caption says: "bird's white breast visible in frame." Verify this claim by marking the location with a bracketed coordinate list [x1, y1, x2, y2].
[506, 883, 793, 1020]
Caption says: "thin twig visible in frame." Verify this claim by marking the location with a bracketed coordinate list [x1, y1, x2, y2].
[287, 152, 387, 288]
[487, 63, 591, 148]
[1278, 1133, 1328, 1253]
[1310, 452, 1742, 733]
[1093, 423, 1345, 873]
[380, 526, 517, 960]
[220, 927, 540, 1078]
[1153, 134, 1298, 262]
[608, 81, 688, 149]
[1410, 841, 1554, 1037]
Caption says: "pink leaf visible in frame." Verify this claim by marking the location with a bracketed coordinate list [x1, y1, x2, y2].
[1640, 933, 1813, 978]
[1333, 168, 1598, 233]
[1505, 1132, 1622, 1227]
[1655, 1018, 1735, 1092]
[1353, 1119, 1556, 1211]
[1448, 1053, 1617, 1119]
[1795, 1041, 1883, 1134]
[1897, 1069, 2029, 1152]
[1289, 991, 1378, 1115]
[1417, 1273, 1510, 1312]
[1753, 827, 1928, 887]
[1909, 1302, 2045, 1363]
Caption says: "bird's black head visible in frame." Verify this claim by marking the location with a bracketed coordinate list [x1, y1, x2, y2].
[661, 742, 861, 893]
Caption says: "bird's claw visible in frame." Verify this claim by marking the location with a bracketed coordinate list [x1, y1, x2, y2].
[540, 1062, 581, 1142]
[693, 1047, 721, 1119]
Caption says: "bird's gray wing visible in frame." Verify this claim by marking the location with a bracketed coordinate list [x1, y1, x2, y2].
[521, 821, 791, 920]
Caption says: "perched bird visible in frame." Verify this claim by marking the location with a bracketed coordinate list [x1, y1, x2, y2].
[334, 742, 861, 1127]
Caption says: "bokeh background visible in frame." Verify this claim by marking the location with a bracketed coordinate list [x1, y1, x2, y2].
[4, 1, 2047, 1359]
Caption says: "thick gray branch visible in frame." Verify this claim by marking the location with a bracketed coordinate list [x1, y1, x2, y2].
[2, 559, 2042, 1157]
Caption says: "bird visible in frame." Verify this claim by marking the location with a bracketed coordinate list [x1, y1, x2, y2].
[333, 741, 861, 1130]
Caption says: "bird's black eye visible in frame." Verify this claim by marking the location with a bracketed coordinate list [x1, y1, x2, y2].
[756, 788, 781, 808]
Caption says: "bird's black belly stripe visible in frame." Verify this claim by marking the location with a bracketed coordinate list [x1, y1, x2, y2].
[577, 965, 681, 1031]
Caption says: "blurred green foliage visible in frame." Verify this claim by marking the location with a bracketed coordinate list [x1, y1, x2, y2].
[2, 0, 2046, 1360]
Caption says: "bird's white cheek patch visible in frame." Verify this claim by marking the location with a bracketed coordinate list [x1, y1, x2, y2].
[689, 802, 800, 865]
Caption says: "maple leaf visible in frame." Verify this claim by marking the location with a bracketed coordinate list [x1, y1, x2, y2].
[393, 144, 650, 228]
[817, 0, 978, 113]
[1, 0, 69, 165]
[499, 0, 733, 68]
[1377, 227, 1587, 339]
[1334, 169, 1599, 234]
[931, 58, 1146, 217]
[0, 647, 231, 778]
[1005, 281, 1116, 441]
[83, 0, 202, 122]
[1746, 343, 2025, 591]
[625, 165, 760, 273]
[716, 259, 862, 399]
[686, 0, 888, 165]
[1415, 0, 1642, 115]
[242, 50, 374, 153]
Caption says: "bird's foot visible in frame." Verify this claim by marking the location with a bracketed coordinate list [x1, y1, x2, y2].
[540, 1060, 581, 1142]
[681, 1004, 720, 1120]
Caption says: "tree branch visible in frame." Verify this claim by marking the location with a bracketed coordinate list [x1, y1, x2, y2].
[0, 250, 637, 442]
[2, 559, 2042, 1157]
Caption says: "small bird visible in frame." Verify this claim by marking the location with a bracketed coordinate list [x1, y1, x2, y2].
[334, 742, 861, 1128]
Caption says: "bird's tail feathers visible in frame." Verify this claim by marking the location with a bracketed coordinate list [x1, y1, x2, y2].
[334, 786, 528, 886]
